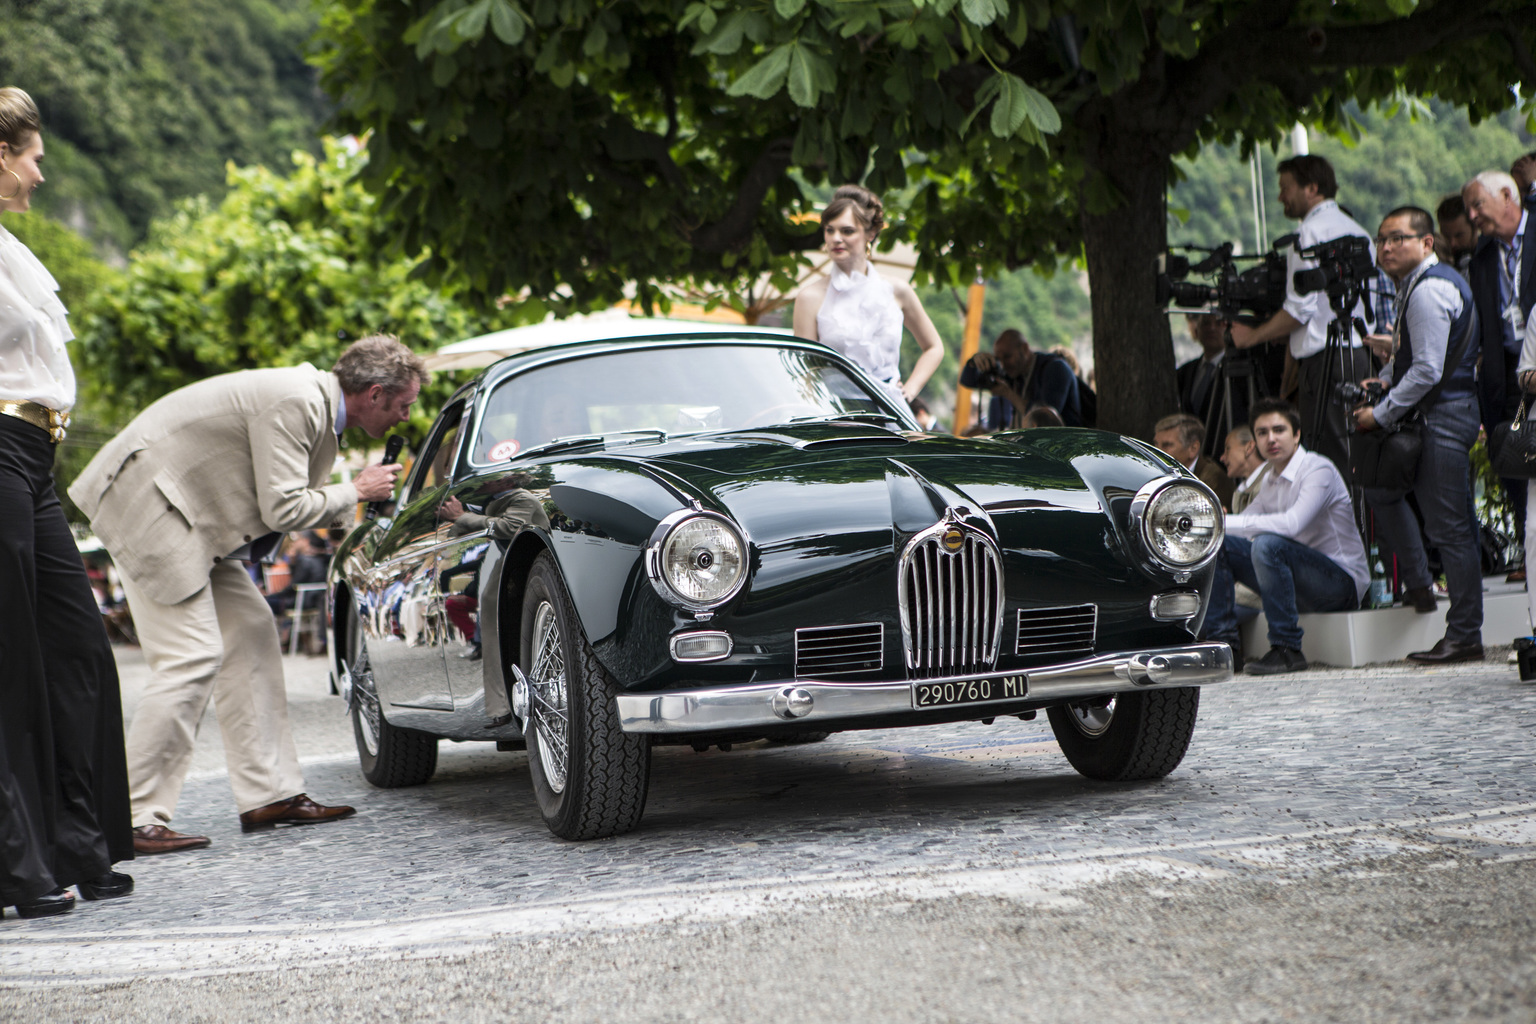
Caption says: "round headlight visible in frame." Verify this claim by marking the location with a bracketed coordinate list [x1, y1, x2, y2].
[1142, 483, 1221, 567]
[654, 514, 746, 608]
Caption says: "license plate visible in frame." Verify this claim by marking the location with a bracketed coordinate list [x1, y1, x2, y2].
[911, 673, 1028, 709]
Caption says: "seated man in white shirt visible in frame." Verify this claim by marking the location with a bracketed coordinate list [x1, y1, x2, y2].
[1201, 398, 1370, 675]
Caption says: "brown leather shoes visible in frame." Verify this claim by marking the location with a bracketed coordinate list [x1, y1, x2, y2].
[132, 824, 212, 855]
[1407, 638, 1485, 665]
[239, 794, 356, 833]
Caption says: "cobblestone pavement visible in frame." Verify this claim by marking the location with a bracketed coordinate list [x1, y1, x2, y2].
[3, 649, 1535, 994]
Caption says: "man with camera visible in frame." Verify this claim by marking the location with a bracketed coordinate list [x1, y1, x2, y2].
[1353, 206, 1483, 663]
[959, 328, 1082, 431]
[1201, 398, 1369, 675]
[1228, 155, 1378, 481]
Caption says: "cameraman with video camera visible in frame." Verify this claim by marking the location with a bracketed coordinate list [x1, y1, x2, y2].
[1228, 156, 1379, 480]
[1351, 207, 1484, 664]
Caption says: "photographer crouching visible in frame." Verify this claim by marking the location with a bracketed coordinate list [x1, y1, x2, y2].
[1352, 206, 1484, 664]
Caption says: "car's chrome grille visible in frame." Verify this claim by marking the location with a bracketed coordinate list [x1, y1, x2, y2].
[1015, 604, 1097, 660]
[795, 623, 884, 677]
[899, 525, 1003, 678]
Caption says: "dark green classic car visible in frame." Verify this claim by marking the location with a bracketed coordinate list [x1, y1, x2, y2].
[330, 333, 1233, 840]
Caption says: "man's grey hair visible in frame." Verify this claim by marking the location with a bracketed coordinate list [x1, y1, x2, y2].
[1154, 412, 1205, 450]
[1465, 170, 1519, 201]
[333, 334, 429, 396]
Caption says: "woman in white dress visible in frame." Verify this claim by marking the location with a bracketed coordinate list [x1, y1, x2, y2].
[0, 87, 133, 920]
[793, 185, 944, 411]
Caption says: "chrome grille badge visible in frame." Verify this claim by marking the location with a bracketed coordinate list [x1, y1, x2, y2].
[898, 510, 1004, 678]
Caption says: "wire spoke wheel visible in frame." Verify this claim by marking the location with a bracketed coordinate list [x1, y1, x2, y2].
[347, 601, 438, 788]
[528, 600, 571, 794]
[521, 552, 650, 840]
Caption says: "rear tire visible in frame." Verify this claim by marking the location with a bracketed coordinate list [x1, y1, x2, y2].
[521, 553, 650, 840]
[1047, 688, 1200, 781]
[347, 610, 438, 788]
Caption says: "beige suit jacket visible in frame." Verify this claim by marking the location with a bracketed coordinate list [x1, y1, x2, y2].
[69, 364, 359, 605]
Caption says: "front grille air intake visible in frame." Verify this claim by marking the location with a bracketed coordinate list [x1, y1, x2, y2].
[899, 518, 1004, 678]
[1015, 604, 1097, 660]
[795, 623, 884, 677]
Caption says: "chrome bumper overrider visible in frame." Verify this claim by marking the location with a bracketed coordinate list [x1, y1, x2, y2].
[615, 643, 1233, 735]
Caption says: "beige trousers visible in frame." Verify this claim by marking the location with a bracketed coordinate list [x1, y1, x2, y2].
[121, 561, 304, 826]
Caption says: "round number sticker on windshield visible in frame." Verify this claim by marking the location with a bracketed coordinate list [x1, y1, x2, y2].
[488, 440, 521, 461]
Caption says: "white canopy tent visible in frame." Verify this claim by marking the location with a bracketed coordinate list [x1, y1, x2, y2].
[424, 308, 791, 371]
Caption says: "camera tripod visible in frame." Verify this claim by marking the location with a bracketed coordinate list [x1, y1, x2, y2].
[1200, 324, 1271, 458]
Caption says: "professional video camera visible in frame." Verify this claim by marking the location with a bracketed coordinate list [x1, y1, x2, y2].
[1292, 235, 1375, 301]
[1155, 240, 1290, 322]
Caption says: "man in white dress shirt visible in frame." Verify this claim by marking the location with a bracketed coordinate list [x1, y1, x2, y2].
[1201, 398, 1369, 675]
[1228, 155, 1379, 480]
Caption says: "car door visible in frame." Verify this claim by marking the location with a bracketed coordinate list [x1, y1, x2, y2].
[361, 400, 467, 712]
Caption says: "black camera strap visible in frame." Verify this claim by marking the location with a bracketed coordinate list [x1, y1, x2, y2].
[1391, 268, 1479, 424]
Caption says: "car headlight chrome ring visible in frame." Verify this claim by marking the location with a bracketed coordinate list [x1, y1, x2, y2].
[645, 509, 749, 612]
[1128, 477, 1223, 579]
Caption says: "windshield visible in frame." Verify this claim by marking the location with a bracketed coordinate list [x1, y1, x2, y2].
[470, 343, 904, 464]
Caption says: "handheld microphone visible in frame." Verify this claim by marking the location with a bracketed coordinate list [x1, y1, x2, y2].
[365, 435, 405, 521]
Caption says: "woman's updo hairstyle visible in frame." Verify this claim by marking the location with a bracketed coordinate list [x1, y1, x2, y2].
[0, 87, 41, 154]
[820, 184, 885, 238]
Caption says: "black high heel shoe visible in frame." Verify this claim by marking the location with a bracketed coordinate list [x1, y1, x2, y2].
[77, 871, 134, 901]
[9, 888, 75, 919]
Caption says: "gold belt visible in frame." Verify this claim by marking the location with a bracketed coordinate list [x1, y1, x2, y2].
[0, 400, 69, 443]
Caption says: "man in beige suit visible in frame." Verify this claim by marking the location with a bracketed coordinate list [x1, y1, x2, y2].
[70, 336, 425, 854]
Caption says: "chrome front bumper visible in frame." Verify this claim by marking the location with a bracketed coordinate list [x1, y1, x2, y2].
[615, 643, 1233, 735]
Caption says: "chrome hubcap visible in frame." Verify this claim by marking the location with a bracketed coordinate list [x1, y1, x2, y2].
[1069, 697, 1115, 738]
[529, 600, 570, 794]
[351, 626, 382, 757]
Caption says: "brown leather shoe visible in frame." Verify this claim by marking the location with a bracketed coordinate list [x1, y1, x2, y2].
[239, 794, 356, 833]
[1406, 638, 1485, 665]
[132, 824, 212, 855]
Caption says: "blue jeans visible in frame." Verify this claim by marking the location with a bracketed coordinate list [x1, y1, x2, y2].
[1204, 534, 1360, 650]
[1362, 395, 1483, 646]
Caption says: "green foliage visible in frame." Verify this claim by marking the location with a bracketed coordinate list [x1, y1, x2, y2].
[77, 139, 531, 436]
[0, 0, 326, 253]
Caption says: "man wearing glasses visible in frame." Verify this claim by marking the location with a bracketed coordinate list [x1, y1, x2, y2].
[1353, 207, 1484, 664]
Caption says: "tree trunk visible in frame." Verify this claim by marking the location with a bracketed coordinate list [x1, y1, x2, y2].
[1080, 146, 1179, 441]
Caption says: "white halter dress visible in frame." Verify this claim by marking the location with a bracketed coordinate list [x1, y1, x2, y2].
[816, 263, 905, 406]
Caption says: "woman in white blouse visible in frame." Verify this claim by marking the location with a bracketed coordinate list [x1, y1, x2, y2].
[0, 87, 133, 920]
[793, 185, 944, 412]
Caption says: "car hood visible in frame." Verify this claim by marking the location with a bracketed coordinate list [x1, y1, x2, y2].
[615, 423, 1181, 613]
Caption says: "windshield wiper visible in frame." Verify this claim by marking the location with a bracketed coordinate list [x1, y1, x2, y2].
[788, 411, 907, 427]
[513, 429, 669, 461]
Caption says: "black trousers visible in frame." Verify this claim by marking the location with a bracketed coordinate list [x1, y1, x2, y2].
[0, 415, 132, 906]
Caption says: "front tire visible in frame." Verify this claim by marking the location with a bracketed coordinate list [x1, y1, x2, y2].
[521, 553, 650, 840]
[1047, 688, 1200, 781]
[347, 610, 438, 788]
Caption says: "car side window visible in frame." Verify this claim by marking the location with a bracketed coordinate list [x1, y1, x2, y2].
[405, 401, 465, 504]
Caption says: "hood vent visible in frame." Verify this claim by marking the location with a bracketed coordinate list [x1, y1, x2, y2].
[898, 515, 1004, 678]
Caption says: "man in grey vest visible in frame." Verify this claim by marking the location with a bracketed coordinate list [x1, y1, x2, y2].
[1354, 207, 1483, 664]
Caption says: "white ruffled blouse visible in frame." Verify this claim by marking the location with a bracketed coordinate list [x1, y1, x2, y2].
[816, 263, 904, 402]
[0, 224, 77, 412]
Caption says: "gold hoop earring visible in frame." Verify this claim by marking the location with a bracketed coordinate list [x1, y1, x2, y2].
[0, 170, 21, 202]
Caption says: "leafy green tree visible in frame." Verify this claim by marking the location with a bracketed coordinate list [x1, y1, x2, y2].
[315, 0, 1536, 438]
[78, 139, 528, 432]
[0, 0, 326, 253]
